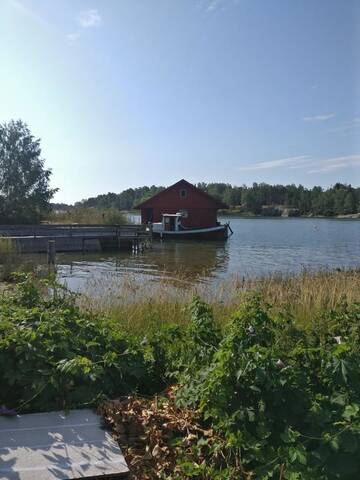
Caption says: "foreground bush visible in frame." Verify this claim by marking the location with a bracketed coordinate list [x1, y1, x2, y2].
[0, 276, 158, 412]
[175, 295, 360, 479]
[1, 277, 360, 478]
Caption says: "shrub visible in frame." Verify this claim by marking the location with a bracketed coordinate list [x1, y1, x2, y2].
[0, 276, 154, 412]
[179, 295, 360, 479]
[175, 296, 221, 408]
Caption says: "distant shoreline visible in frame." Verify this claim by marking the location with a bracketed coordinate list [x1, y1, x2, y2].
[217, 210, 360, 220]
[126, 209, 360, 220]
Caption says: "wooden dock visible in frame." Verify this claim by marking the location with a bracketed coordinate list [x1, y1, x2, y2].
[0, 224, 152, 253]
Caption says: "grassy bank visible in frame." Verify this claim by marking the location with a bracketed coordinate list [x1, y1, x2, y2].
[79, 268, 360, 333]
[1, 272, 360, 478]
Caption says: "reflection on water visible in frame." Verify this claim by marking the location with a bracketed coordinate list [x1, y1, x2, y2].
[19, 217, 360, 292]
[57, 239, 230, 291]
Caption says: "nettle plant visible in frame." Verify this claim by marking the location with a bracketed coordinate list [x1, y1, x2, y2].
[176, 295, 360, 479]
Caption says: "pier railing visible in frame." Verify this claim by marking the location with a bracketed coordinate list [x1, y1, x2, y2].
[0, 224, 152, 254]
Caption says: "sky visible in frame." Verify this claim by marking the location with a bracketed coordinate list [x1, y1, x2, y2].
[1, 0, 360, 203]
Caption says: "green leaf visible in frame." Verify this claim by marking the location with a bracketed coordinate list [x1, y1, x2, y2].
[281, 427, 300, 444]
[343, 403, 359, 421]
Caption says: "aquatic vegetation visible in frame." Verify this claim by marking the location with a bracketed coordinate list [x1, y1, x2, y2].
[80, 268, 360, 333]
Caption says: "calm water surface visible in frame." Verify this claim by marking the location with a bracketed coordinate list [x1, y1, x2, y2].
[53, 217, 360, 292]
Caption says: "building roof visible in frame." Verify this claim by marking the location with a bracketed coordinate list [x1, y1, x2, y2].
[135, 179, 228, 209]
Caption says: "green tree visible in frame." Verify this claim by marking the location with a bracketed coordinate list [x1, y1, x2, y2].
[0, 120, 57, 223]
[343, 191, 356, 214]
[242, 185, 263, 213]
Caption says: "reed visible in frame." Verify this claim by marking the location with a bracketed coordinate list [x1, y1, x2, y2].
[47, 207, 128, 225]
[0, 238, 46, 282]
[0, 237, 15, 281]
[243, 268, 360, 326]
[0, 237, 13, 255]
[78, 268, 360, 333]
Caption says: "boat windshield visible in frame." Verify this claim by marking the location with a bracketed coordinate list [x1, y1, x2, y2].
[162, 213, 182, 231]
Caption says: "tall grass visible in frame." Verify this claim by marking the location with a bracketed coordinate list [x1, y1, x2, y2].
[0, 237, 16, 281]
[0, 238, 47, 282]
[47, 207, 128, 225]
[79, 268, 360, 333]
[0, 237, 13, 255]
[243, 269, 360, 325]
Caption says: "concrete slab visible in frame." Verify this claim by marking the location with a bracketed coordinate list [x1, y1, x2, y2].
[0, 409, 129, 480]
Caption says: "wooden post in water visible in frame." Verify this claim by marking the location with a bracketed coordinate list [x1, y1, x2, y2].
[47, 240, 56, 266]
[132, 239, 139, 254]
[148, 223, 153, 249]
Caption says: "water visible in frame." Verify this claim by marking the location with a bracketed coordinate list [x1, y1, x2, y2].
[51, 217, 360, 292]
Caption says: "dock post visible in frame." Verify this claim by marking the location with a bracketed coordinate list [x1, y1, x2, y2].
[148, 223, 153, 248]
[117, 228, 121, 249]
[47, 240, 56, 266]
[132, 239, 139, 254]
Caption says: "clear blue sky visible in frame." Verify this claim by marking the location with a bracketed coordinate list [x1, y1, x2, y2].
[1, 0, 359, 203]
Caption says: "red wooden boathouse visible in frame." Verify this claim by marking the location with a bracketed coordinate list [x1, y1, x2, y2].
[135, 179, 228, 228]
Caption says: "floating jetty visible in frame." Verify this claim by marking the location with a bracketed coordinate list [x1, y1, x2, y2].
[0, 224, 152, 254]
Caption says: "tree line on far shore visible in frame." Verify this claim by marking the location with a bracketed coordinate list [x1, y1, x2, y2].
[201, 182, 360, 216]
[74, 182, 360, 217]
[1, 119, 359, 224]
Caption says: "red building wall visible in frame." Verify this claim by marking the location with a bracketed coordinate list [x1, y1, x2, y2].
[138, 180, 225, 228]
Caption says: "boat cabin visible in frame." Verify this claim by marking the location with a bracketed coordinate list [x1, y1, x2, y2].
[153, 213, 182, 233]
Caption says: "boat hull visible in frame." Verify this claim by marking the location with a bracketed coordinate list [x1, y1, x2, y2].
[152, 225, 229, 240]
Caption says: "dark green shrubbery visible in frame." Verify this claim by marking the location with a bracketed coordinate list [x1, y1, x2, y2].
[1, 277, 360, 478]
[0, 276, 157, 412]
[174, 295, 360, 479]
